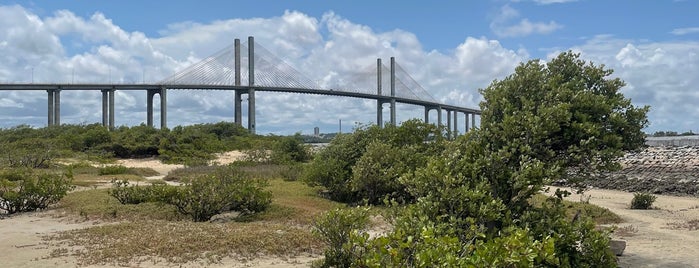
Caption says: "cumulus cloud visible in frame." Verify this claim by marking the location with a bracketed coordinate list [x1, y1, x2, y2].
[558, 35, 699, 133]
[490, 5, 562, 38]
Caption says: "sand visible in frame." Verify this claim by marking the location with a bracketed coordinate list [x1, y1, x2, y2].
[553, 187, 699, 268]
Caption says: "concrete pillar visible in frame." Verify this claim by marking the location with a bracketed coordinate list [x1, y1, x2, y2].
[47, 90, 54, 126]
[471, 113, 476, 130]
[390, 57, 396, 126]
[109, 89, 115, 130]
[424, 107, 430, 124]
[447, 109, 452, 138]
[465, 112, 470, 132]
[102, 90, 108, 127]
[147, 90, 154, 127]
[248, 36, 256, 134]
[160, 88, 167, 129]
[234, 38, 242, 126]
[453, 111, 458, 137]
[235, 91, 242, 125]
[377, 58, 382, 127]
[54, 89, 60, 125]
[437, 106, 443, 128]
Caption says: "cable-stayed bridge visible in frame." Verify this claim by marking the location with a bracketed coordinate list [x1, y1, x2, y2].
[0, 36, 480, 135]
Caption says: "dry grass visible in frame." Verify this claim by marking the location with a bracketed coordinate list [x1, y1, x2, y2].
[614, 224, 639, 237]
[48, 178, 337, 265]
[46, 220, 323, 266]
[665, 219, 699, 231]
[57, 189, 184, 222]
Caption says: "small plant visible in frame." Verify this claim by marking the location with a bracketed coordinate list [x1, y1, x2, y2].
[313, 207, 370, 268]
[630, 192, 657, 209]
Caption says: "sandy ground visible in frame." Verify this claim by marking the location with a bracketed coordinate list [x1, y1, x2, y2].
[552, 187, 699, 268]
[2, 151, 698, 267]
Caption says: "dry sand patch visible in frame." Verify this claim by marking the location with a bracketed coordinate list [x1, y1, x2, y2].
[552, 187, 699, 268]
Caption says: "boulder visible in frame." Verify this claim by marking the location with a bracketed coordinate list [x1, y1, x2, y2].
[609, 240, 626, 256]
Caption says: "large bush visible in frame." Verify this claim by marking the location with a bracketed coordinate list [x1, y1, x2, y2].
[0, 169, 74, 214]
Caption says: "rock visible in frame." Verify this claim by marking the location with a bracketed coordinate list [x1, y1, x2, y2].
[609, 240, 626, 256]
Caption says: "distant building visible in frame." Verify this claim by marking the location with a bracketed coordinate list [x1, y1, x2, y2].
[314, 126, 320, 137]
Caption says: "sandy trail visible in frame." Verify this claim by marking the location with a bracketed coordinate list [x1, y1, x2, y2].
[553, 187, 699, 268]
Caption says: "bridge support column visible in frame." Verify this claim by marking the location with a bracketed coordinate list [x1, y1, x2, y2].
[47, 90, 54, 126]
[376, 58, 383, 127]
[234, 38, 242, 126]
[235, 91, 242, 125]
[424, 107, 430, 124]
[160, 88, 167, 129]
[465, 112, 470, 133]
[47, 89, 61, 126]
[109, 89, 115, 130]
[102, 90, 109, 127]
[437, 106, 443, 129]
[390, 57, 396, 126]
[145, 88, 166, 129]
[147, 89, 155, 127]
[446, 109, 452, 139]
[471, 113, 476, 130]
[453, 111, 458, 138]
[377, 101, 383, 127]
[248, 36, 256, 134]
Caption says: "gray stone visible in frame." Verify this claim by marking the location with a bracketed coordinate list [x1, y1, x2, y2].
[610, 240, 626, 256]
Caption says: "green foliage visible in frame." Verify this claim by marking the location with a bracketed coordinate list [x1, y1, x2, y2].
[271, 133, 311, 163]
[0, 122, 258, 164]
[0, 169, 75, 214]
[110, 168, 272, 222]
[108, 180, 177, 205]
[109, 168, 272, 221]
[311, 52, 646, 267]
[304, 119, 444, 203]
[630, 192, 657, 209]
[168, 173, 270, 222]
[98, 165, 130, 175]
[313, 207, 370, 268]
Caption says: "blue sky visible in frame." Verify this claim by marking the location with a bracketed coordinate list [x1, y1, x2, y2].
[0, 0, 698, 134]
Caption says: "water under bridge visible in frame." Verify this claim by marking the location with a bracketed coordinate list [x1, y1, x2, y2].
[0, 36, 481, 134]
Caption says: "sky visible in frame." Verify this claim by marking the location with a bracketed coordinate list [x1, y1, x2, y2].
[0, 0, 697, 134]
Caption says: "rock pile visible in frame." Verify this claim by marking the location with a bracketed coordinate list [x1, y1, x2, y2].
[587, 146, 699, 196]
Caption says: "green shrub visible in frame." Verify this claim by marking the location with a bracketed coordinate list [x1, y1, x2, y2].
[313, 207, 370, 268]
[99, 165, 130, 175]
[108, 179, 176, 205]
[630, 192, 657, 209]
[167, 169, 272, 222]
[0, 169, 74, 214]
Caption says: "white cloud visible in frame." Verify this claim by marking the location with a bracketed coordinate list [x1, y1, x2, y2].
[670, 27, 699, 35]
[490, 5, 562, 37]
[564, 35, 699, 132]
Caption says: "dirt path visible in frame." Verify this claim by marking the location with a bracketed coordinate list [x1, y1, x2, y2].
[553, 187, 699, 268]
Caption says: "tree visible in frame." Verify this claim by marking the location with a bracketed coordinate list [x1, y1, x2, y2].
[318, 51, 649, 267]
